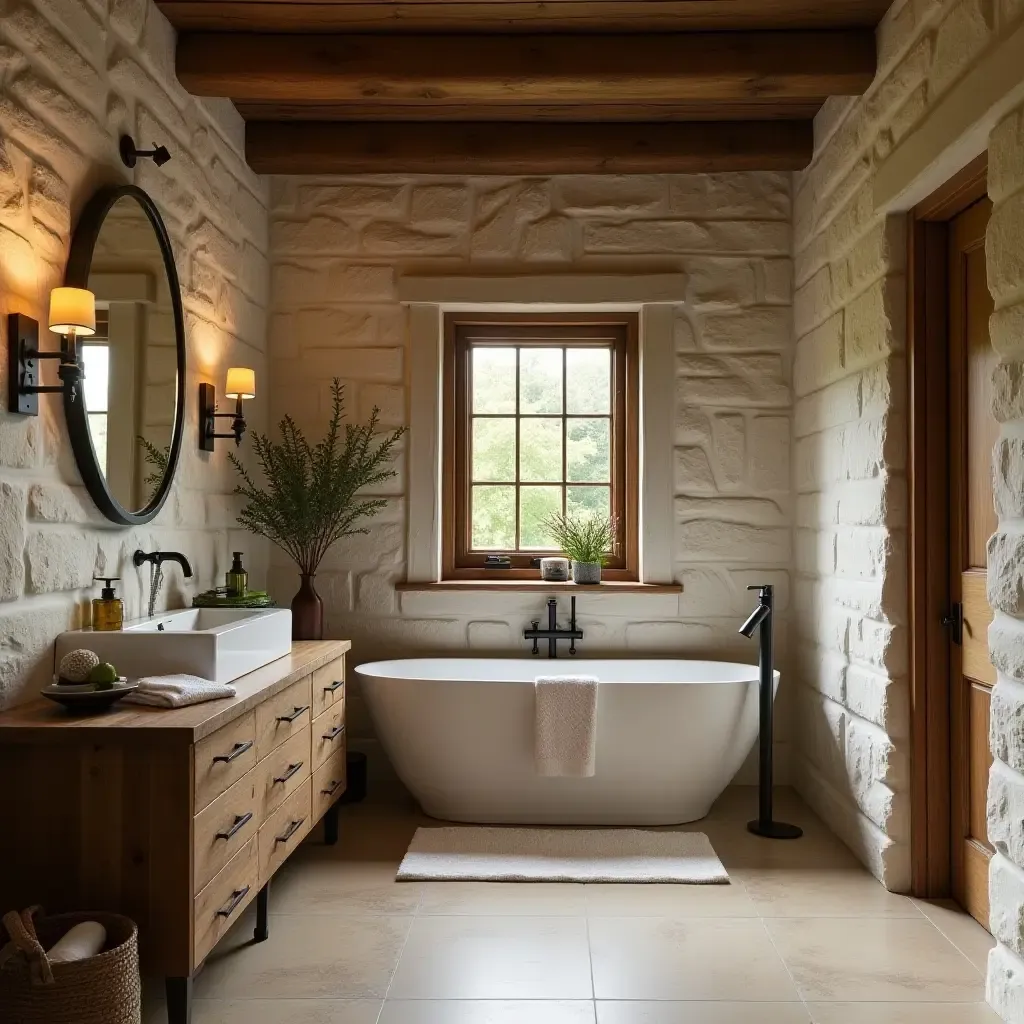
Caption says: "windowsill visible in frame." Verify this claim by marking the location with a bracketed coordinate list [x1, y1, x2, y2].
[396, 580, 683, 594]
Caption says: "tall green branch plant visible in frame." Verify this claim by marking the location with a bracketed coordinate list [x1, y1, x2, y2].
[229, 379, 405, 576]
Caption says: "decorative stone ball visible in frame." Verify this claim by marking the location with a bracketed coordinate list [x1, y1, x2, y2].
[59, 649, 101, 683]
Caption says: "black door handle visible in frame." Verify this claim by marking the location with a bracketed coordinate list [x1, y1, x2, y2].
[277, 705, 310, 723]
[324, 680, 343, 694]
[215, 811, 253, 841]
[273, 762, 304, 785]
[212, 740, 253, 764]
[942, 603, 963, 646]
[322, 725, 344, 742]
[321, 778, 345, 796]
[275, 817, 306, 844]
[216, 886, 250, 917]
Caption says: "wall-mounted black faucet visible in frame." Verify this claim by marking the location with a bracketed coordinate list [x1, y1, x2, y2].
[524, 597, 583, 658]
[740, 584, 803, 841]
[134, 549, 194, 618]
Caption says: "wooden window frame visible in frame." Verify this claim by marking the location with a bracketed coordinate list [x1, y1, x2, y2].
[442, 311, 640, 582]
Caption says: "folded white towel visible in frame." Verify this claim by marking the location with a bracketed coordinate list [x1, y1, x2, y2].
[124, 674, 235, 708]
[534, 674, 598, 777]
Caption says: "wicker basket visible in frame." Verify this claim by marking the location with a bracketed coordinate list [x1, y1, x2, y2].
[0, 906, 141, 1024]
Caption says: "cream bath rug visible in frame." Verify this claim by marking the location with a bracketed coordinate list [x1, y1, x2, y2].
[396, 827, 729, 884]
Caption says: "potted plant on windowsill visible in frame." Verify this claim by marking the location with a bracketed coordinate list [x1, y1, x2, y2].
[542, 511, 617, 585]
[229, 378, 405, 641]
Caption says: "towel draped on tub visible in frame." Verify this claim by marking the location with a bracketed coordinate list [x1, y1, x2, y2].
[534, 674, 599, 777]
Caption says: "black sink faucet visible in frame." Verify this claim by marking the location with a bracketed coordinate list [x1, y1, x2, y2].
[524, 597, 584, 658]
[134, 549, 194, 618]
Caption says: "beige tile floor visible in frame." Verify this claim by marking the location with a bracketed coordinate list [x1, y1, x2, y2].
[144, 787, 999, 1024]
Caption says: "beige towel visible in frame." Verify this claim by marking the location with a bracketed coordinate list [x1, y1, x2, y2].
[534, 674, 598, 777]
[124, 674, 235, 708]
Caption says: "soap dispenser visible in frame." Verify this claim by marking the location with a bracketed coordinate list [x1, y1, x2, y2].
[92, 577, 123, 631]
[225, 552, 248, 598]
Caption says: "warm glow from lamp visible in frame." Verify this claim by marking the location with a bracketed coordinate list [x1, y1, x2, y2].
[224, 367, 256, 400]
[48, 287, 96, 337]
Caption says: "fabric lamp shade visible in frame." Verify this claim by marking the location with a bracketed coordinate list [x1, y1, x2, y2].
[48, 287, 96, 336]
[224, 367, 256, 400]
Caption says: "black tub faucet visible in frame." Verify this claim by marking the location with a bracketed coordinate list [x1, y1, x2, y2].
[524, 597, 584, 658]
[134, 549, 194, 617]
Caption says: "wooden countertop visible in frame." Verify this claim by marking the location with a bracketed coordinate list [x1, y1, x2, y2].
[0, 640, 351, 744]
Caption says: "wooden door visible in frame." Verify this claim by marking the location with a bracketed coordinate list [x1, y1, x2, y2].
[949, 196, 997, 929]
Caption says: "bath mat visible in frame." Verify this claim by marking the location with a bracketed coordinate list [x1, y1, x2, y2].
[396, 827, 728, 884]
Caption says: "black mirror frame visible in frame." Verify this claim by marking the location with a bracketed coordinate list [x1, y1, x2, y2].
[63, 184, 186, 526]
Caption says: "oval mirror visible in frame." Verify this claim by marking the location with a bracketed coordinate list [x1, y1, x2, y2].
[64, 185, 185, 525]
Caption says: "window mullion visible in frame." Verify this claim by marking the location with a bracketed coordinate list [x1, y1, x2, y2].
[514, 345, 521, 554]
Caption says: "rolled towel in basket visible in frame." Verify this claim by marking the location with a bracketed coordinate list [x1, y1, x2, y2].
[47, 921, 106, 963]
[124, 674, 235, 708]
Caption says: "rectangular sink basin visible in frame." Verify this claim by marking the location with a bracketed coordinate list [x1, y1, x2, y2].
[55, 608, 293, 684]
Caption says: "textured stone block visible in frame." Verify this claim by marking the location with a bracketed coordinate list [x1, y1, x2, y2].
[989, 192, 1024, 305]
[363, 222, 462, 256]
[273, 216, 358, 254]
[676, 521, 791, 563]
[992, 679, 1024, 776]
[992, 853, 1024, 954]
[990, 532, 1024, 615]
[929, 0, 995, 99]
[749, 416, 790, 492]
[556, 175, 665, 214]
[583, 218, 790, 256]
[520, 215, 574, 261]
[685, 257, 756, 307]
[299, 183, 406, 217]
[668, 172, 790, 219]
[701, 307, 792, 351]
[992, 615, 1024, 682]
[988, 941, 1024, 1022]
[674, 447, 717, 495]
[990, 760, 1024, 866]
[0, 482, 26, 601]
[410, 184, 470, 228]
[26, 530, 97, 594]
[327, 263, 396, 301]
[711, 413, 745, 488]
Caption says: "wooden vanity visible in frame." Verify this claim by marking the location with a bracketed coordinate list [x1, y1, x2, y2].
[0, 640, 350, 1024]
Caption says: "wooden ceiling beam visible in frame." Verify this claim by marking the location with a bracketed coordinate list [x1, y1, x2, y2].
[158, 1, 893, 34]
[244, 120, 814, 174]
[178, 30, 876, 104]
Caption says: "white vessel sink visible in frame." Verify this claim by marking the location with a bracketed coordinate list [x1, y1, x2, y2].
[55, 608, 293, 684]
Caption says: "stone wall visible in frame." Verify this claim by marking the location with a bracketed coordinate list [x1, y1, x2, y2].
[0, 0, 270, 708]
[267, 173, 795, 778]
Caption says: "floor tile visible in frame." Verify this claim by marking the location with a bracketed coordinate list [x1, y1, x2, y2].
[588, 917, 798, 1001]
[740, 868, 922, 918]
[806, 1003, 1002, 1023]
[271, 857, 421, 916]
[194, 914, 411, 999]
[596, 1001, 811, 1023]
[378, 1001, 597, 1024]
[388, 915, 593, 999]
[416, 881, 587, 916]
[583, 882, 757, 917]
[766, 918, 985, 1002]
[193, 999, 384, 1023]
[912, 898, 996, 972]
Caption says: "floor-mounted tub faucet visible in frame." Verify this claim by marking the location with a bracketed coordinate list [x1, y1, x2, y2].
[739, 584, 803, 841]
[524, 597, 583, 658]
[134, 549, 194, 618]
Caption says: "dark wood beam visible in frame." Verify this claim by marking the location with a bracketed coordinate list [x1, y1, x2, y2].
[178, 31, 876, 104]
[244, 120, 813, 174]
[159, 1, 893, 34]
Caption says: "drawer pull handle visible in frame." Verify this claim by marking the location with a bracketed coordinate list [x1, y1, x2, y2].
[324, 679, 343, 693]
[277, 705, 310, 724]
[321, 778, 344, 797]
[273, 761, 304, 785]
[275, 817, 306, 844]
[216, 885, 250, 918]
[322, 725, 344, 742]
[212, 740, 253, 764]
[215, 812, 253, 840]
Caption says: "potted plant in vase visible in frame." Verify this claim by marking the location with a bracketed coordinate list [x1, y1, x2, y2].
[229, 378, 405, 640]
[542, 511, 617, 585]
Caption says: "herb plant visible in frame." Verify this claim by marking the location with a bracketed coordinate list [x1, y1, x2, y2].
[541, 511, 617, 566]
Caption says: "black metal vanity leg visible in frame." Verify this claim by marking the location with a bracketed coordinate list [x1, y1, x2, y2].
[166, 975, 193, 1024]
[254, 881, 270, 942]
[324, 802, 340, 846]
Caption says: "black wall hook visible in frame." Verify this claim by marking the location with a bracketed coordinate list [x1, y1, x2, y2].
[120, 135, 171, 169]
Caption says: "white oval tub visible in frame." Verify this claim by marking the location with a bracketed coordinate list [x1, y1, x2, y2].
[355, 658, 777, 826]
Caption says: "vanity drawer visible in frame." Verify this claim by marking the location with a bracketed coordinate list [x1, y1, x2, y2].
[255, 724, 310, 823]
[311, 706, 345, 772]
[193, 770, 260, 896]
[312, 746, 347, 823]
[194, 712, 258, 812]
[258, 778, 311, 882]
[194, 837, 258, 966]
[256, 675, 312, 757]
[311, 657, 345, 718]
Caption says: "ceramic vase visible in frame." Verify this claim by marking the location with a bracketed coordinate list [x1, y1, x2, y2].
[572, 560, 602, 584]
[291, 573, 324, 640]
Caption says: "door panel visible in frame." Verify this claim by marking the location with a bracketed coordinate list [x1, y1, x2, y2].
[949, 196, 995, 931]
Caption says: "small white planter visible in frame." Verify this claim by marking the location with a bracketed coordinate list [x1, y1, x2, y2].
[572, 560, 602, 584]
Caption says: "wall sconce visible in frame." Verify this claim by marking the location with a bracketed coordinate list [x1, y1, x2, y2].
[199, 367, 255, 451]
[119, 135, 171, 169]
[7, 288, 96, 415]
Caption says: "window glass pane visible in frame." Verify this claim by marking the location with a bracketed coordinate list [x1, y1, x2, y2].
[520, 486, 562, 549]
[82, 345, 110, 413]
[472, 347, 516, 413]
[519, 347, 563, 414]
[472, 485, 516, 549]
[567, 418, 611, 482]
[520, 418, 562, 482]
[568, 486, 611, 528]
[472, 417, 516, 482]
[89, 413, 108, 475]
[566, 348, 611, 414]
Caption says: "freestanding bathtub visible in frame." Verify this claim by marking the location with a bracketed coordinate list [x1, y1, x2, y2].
[355, 658, 778, 826]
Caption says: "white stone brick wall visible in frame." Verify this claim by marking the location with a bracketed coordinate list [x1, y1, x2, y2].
[0, 0, 269, 708]
[267, 172, 795, 778]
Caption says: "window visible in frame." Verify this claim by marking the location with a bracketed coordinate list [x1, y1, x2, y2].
[442, 313, 639, 580]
